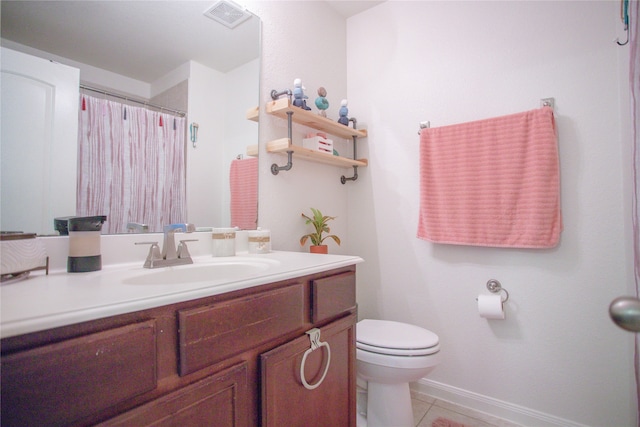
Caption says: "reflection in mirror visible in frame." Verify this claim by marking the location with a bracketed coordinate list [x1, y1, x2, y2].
[0, 1, 260, 235]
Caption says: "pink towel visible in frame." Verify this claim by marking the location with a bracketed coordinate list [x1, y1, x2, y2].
[230, 157, 258, 230]
[417, 106, 561, 248]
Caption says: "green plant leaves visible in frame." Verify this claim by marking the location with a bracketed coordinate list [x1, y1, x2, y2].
[300, 208, 340, 247]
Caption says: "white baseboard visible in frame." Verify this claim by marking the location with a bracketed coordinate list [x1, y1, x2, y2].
[411, 378, 589, 427]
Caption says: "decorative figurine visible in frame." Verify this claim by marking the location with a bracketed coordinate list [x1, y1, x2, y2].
[338, 99, 349, 125]
[292, 78, 311, 110]
[315, 87, 329, 117]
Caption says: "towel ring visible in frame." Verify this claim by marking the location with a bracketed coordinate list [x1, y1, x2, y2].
[299, 328, 331, 390]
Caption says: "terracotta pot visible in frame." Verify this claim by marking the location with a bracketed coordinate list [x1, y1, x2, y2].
[309, 245, 328, 254]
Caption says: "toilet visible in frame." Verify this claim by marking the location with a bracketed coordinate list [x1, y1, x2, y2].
[356, 319, 441, 427]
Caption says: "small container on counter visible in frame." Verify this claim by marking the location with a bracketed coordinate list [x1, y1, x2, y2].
[212, 227, 236, 257]
[67, 215, 107, 273]
[248, 229, 271, 254]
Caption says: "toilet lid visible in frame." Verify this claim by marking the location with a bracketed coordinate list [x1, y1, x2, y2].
[356, 319, 439, 356]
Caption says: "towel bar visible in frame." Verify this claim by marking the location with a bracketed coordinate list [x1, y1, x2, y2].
[418, 121, 430, 134]
[418, 98, 555, 134]
[540, 98, 555, 109]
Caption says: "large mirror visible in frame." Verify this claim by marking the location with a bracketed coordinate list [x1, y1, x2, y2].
[1, 1, 260, 234]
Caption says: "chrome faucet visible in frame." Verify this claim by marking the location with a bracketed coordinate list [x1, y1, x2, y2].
[162, 223, 196, 260]
[135, 223, 197, 269]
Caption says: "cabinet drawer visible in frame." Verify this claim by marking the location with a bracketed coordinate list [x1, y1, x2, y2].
[1, 320, 157, 427]
[312, 271, 356, 323]
[178, 283, 305, 375]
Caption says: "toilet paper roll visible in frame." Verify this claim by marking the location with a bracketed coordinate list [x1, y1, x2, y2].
[477, 294, 505, 319]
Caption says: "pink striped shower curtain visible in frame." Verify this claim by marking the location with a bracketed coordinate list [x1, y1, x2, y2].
[77, 95, 186, 234]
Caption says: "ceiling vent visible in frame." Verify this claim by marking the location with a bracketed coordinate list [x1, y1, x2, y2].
[203, 1, 251, 29]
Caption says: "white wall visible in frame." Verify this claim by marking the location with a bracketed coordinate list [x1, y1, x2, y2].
[187, 58, 259, 228]
[346, 2, 637, 427]
[186, 61, 226, 227]
[244, 1, 635, 425]
[247, 0, 352, 253]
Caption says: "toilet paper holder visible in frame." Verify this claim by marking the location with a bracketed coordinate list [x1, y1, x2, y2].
[486, 279, 509, 303]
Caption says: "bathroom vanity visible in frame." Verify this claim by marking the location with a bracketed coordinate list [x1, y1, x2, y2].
[0, 251, 361, 426]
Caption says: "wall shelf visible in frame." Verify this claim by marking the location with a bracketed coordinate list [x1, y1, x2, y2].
[246, 106, 259, 122]
[266, 138, 367, 168]
[246, 144, 258, 157]
[265, 98, 367, 139]
[264, 97, 368, 182]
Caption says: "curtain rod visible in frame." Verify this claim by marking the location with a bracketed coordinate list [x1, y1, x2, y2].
[80, 84, 186, 117]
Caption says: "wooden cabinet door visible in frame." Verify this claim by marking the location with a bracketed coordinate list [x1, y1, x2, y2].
[260, 313, 356, 427]
[99, 362, 249, 427]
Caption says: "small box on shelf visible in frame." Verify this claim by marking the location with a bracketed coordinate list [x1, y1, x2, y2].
[302, 133, 333, 154]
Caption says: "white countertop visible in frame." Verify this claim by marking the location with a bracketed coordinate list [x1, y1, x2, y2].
[1, 251, 363, 339]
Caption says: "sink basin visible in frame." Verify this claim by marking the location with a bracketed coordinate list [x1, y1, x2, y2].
[122, 258, 277, 285]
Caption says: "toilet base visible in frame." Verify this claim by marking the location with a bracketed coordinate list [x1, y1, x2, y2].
[366, 381, 413, 427]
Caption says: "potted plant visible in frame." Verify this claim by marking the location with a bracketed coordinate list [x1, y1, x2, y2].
[300, 208, 341, 254]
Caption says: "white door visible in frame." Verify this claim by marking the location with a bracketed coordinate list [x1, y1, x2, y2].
[1, 47, 79, 235]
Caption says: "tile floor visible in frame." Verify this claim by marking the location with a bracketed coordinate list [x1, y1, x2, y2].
[410, 391, 523, 427]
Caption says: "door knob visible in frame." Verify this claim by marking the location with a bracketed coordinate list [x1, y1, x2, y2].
[609, 296, 640, 332]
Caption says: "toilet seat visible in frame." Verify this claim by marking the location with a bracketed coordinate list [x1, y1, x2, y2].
[357, 341, 440, 356]
[356, 319, 440, 356]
